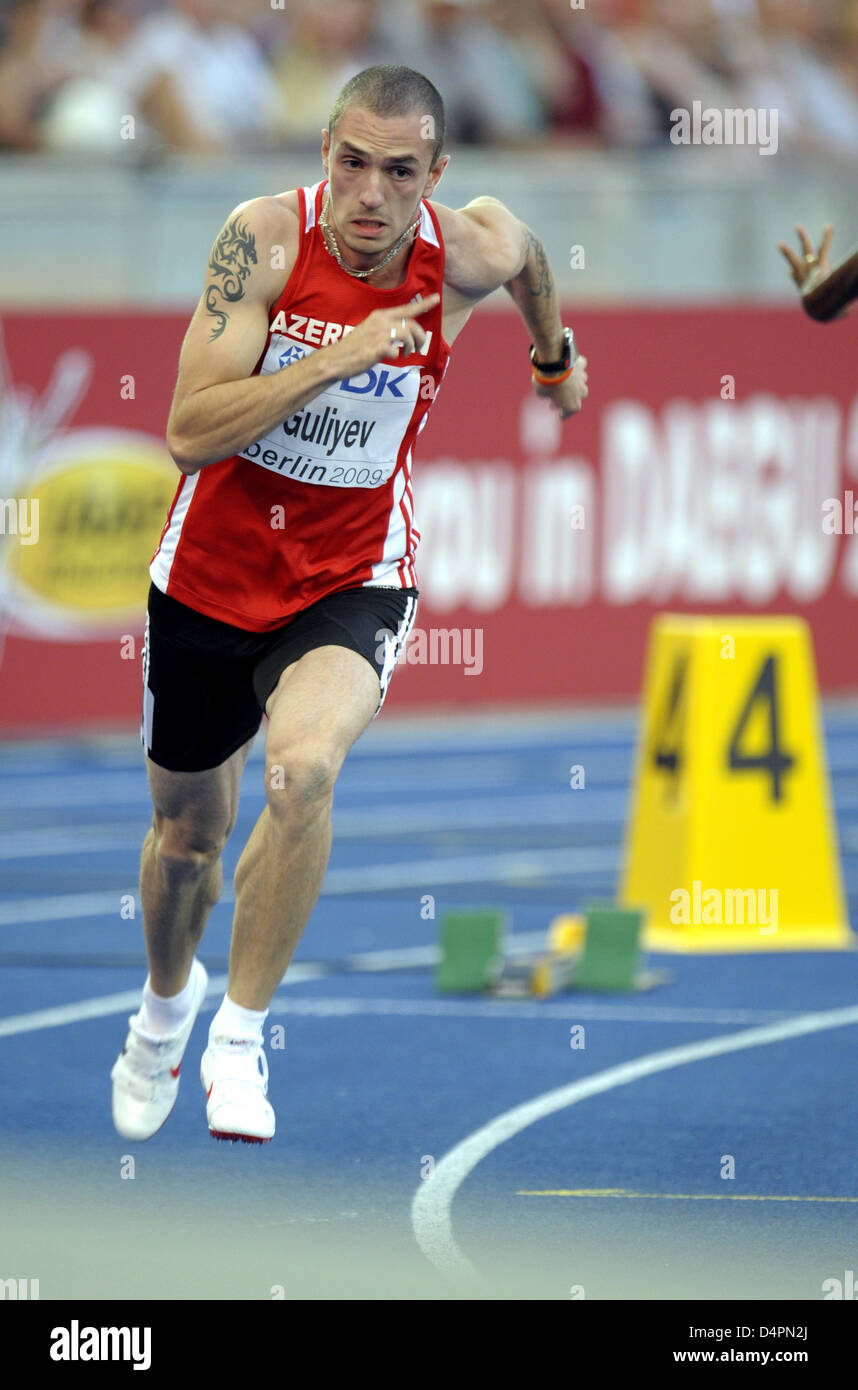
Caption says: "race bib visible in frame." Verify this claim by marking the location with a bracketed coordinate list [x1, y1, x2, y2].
[239, 333, 419, 488]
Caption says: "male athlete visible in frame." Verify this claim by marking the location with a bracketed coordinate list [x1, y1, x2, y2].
[111, 65, 588, 1144]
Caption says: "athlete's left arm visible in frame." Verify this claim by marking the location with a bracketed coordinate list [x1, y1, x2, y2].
[438, 197, 588, 420]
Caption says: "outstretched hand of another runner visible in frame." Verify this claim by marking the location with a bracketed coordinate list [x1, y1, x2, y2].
[778, 223, 858, 322]
[778, 224, 834, 298]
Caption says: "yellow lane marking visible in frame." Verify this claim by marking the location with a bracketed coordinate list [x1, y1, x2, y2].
[516, 1189, 858, 1202]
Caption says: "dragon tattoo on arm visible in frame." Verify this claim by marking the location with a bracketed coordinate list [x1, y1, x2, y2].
[204, 215, 258, 341]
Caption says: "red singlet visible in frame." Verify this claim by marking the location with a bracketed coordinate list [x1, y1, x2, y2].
[150, 177, 450, 630]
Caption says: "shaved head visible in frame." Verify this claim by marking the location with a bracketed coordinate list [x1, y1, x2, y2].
[329, 65, 446, 168]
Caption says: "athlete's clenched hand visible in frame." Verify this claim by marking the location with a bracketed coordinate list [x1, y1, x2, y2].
[533, 354, 588, 420]
[331, 294, 441, 376]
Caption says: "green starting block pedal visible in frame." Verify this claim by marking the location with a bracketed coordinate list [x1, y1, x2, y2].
[436, 908, 508, 993]
[436, 904, 670, 998]
[576, 903, 668, 993]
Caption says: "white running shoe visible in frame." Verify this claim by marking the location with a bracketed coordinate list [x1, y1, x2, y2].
[110, 959, 208, 1141]
[200, 1034, 275, 1144]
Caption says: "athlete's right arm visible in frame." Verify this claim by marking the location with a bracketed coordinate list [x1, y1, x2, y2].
[166, 198, 440, 474]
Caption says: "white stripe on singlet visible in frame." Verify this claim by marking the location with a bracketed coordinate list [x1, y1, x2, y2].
[418, 201, 439, 248]
[305, 180, 323, 231]
[149, 471, 200, 591]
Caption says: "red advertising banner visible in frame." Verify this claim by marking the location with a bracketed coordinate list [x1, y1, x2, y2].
[0, 305, 855, 732]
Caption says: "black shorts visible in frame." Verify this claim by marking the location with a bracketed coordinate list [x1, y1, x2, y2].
[141, 582, 418, 773]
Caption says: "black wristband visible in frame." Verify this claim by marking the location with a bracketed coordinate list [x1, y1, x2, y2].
[529, 327, 575, 375]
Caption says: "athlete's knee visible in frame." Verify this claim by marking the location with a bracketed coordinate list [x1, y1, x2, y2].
[150, 813, 228, 879]
[264, 743, 338, 820]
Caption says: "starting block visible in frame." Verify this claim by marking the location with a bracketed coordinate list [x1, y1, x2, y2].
[573, 904, 667, 992]
[436, 904, 668, 997]
[435, 907, 508, 993]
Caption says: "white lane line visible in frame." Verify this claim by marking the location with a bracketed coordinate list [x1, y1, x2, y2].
[0, 753, 634, 812]
[321, 847, 617, 892]
[6, 799, 854, 863]
[333, 796, 623, 835]
[0, 919, 798, 1034]
[0, 713, 639, 766]
[1, 916, 792, 1036]
[266, 997, 794, 1025]
[2, 767, 854, 818]
[0, 793, 628, 859]
[0, 942, 555, 1034]
[0, 777, 148, 810]
[0, 891, 125, 926]
[0, 722, 639, 777]
[410, 1003, 858, 1279]
[0, 763, 525, 810]
[0, 846, 619, 926]
[339, 936, 559, 969]
[0, 968, 801, 1039]
[0, 964, 328, 1038]
[0, 828, 147, 860]
[0, 987, 216, 1037]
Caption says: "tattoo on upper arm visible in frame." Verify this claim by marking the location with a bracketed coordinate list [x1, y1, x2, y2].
[522, 227, 553, 299]
[204, 215, 258, 341]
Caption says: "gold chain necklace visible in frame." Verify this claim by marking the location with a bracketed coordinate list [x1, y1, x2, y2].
[318, 190, 421, 280]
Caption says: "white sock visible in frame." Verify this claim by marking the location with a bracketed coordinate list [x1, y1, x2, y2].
[140, 960, 200, 1038]
[210, 993, 268, 1043]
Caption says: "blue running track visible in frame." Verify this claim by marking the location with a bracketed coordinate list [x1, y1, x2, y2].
[1, 706, 857, 1300]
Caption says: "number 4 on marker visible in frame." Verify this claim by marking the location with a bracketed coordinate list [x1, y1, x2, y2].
[727, 654, 796, 802]
[650, 652, 688, 795]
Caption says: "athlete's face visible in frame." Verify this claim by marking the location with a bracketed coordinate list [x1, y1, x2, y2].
[321, 106, 447, 264]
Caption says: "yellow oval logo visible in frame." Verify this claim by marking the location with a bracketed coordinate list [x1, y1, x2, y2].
[7, 430, 178, 635]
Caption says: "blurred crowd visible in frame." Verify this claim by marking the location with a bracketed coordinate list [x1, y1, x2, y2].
[1, 0, 858, 159]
